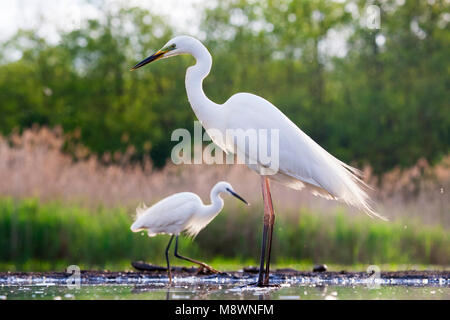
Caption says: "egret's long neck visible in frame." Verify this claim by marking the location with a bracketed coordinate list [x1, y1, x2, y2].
[200, 186, 224, 220]
[185, 43, 220, 128]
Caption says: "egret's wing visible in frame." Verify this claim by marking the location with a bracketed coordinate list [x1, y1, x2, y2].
[184, 213, 216, 238]
[222, 93, 386, 220]
[130, 193, 200, 236]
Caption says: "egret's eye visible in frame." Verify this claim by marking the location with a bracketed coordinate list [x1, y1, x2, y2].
[163, 44, 176, 51]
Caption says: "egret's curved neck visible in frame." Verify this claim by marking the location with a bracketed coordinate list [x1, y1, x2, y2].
[201, 185, 224, 219]
[185, 42, 220, 127]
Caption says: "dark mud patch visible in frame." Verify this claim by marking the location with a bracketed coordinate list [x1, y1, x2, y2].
[1, 267, 449, 300]
[0, 267, 449, 287]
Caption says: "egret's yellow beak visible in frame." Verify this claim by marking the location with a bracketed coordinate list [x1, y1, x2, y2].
[130, 50, 167, 71]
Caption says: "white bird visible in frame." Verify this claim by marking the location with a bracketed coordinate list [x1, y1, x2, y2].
[131, 35, 387, 286]
[130, 181, 248, 283]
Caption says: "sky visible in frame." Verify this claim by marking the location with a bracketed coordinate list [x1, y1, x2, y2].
[0, 0, 350, 59]
[0, 0, 204, 42]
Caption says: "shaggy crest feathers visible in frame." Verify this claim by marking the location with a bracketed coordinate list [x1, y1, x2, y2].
[135, 202, 148, 219]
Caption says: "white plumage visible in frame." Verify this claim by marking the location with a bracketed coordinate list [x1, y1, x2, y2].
[131, 193, 202, 237]
[131, 35, 387, 285]
[220, 92, 384, 220]
[130, 181, 248, 238]
[130, 181, 247, 281]
[132, 35, 385, 220]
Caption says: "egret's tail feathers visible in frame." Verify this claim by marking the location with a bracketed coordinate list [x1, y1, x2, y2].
[310, 141, 388, 220]
[278, 157, 387, 221]
[339, 161, 363, 176]
[336, 172, 388, 221]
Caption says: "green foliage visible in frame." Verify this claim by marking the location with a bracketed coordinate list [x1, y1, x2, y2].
[0, 8, 195, 167]
[0, 198, 448, 270]
[0, 1, 448, 172]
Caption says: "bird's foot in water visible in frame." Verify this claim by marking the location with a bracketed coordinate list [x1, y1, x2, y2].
[248, 279, 280, 288]
[258, 283, 280, 288]
[196, 264, 220, 275]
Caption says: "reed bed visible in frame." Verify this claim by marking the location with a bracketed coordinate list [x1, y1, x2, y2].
[0, 197, 448, 269]
[0, 126, 448, 225]
[0, 127, 448, 270]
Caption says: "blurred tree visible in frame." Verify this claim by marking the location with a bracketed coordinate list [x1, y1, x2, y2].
[200, 0, 449, 174]
[0, 0, 448, 174]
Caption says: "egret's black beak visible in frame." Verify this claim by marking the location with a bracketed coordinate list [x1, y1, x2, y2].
[130, 50, 166, 71]
[226, 188, 249, 205]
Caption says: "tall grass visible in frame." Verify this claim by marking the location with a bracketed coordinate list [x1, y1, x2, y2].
[0, 127, 449, 271]
[0, 197, 448, 271]
[0, 127, 448, 225]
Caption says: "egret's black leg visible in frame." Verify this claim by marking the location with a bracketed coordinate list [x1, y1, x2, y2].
[264, 223, 274, 285]
[263, 178, 275, 285]
[174, 236, 220, 274]
[257, 176, 270, 286]
[165, 235, 174, 284]
[257, 224, 268, 286]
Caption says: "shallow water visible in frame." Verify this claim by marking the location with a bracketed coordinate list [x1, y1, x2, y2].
[1, 283, 449, 300]
[1, 273, 449, 300]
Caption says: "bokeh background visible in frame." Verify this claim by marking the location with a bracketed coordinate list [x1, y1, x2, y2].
[0, 0, 448, 271]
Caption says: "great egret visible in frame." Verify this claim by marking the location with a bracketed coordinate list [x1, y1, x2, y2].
[130, 181, 248, 283]
[131, 35, 387, 286]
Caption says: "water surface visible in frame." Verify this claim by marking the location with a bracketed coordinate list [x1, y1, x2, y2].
[1, 272, 448, 300]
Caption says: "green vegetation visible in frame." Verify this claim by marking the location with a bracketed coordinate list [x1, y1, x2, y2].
[0, 0, 448, 272]
[0, 197, 448, 271]
[0, 0, 448, 173]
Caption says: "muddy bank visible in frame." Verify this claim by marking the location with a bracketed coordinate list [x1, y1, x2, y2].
[0, 265, 449, 287]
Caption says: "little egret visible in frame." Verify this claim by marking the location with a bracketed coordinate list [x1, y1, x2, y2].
[130, 181, 248, 283]
[131, 35, 387, 286]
